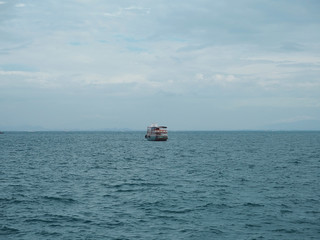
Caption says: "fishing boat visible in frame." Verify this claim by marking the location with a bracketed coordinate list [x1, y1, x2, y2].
[145, 124, 168, 141]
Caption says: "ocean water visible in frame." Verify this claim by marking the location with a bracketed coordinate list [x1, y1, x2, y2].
[0, 131, 319, 239]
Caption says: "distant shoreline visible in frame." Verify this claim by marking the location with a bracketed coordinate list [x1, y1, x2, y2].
[1, 130, 320, 132]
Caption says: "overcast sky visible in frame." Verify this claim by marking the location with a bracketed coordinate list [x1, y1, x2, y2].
[1, 0, 320, 130]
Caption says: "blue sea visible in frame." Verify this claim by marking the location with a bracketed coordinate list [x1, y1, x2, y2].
[1, 131, 319, 239]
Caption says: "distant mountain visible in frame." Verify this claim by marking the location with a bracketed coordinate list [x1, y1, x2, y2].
[0, 125, 49, 131]
[262, 120, 320, 131]
[0, 125, 135, 132]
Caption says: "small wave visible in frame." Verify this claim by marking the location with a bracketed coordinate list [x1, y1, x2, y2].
[160, 208, 194, 214]
[208, 227, 224, 234]
[0, 226, 19, 235]
[25, 214, 91, 225]
[197, 202, 234, 209]
[245, 224, 261, 228]
[0, 197, 14, 203]
[42, 196, 77, 203]
[305, 198, 319, 203]
[272, 228, 300, 234]
[0, 197, 32, 204]
[280, 209, 293, 214]
[243, 202, 264, 207]
[115, 189, 138, 193]
[36, 230, 62, 237]
[156, 214, 180, 220]
[104, 221, 125, 227]
[305, 210, 320, 214]
[180, 227, 224, 236]
[102, 193, 119, 199]
[103, 182, 166, 188]
[248, 164, 255, 169]
[95, 220, 126, 229]
[25, 218, 56, 224]
[294, 219, 318, 225]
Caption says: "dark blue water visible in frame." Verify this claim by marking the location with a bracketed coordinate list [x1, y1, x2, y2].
[1, 131, 319, 239]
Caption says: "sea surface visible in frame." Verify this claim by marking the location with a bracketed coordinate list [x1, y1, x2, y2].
[1, 131, 319, 239]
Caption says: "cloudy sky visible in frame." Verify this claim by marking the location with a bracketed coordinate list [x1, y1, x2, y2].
[0, 0, 320, 130]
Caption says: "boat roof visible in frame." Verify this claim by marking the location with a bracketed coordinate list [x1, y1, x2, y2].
[148, 124, 167, 128]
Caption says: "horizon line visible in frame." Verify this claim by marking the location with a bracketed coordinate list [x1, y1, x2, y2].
[1, 129, 320, 132]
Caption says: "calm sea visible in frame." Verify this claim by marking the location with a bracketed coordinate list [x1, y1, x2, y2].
[1, 131, 319, 239]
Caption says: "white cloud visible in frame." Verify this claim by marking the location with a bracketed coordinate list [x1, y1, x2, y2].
[0, 70, 58, 88]
[276, 115, 317, 123]
[104, 6, 150, 17]
[234, 98, 320, 108]
[80, 74, 147, 85]
[15, 3, 25, 8]
[77, 73, 163, 90]
[195, 73, 238, 87]
[243, 56, 320, 65]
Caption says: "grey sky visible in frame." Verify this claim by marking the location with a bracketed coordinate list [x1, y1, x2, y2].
[1, 0, 320, 130]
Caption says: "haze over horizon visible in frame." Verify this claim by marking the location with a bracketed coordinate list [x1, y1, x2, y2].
[1, 0, 320, 131]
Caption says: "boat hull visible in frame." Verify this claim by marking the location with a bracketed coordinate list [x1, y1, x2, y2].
[145, 135, 168, 141]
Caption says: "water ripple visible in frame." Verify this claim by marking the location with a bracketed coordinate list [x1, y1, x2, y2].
[1, 131, 319, 239]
